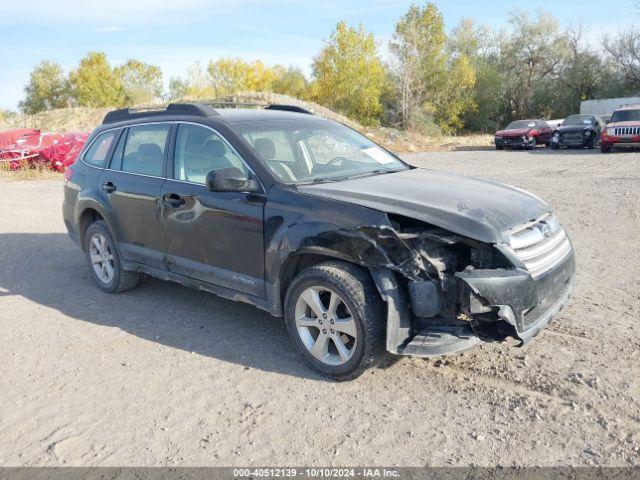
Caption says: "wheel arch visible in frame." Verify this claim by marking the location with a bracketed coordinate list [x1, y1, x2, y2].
[76, 202, 116, 251]
[277, 250, 369, 307]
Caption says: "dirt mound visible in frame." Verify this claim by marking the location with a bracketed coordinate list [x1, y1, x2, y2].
[0, 95, 493, 154]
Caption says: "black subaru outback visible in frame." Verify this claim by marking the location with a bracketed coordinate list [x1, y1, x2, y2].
[63, 103, 575, 380]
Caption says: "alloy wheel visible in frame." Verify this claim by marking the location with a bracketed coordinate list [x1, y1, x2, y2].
[89, 233, 115, 284]
[294, 286, 358, 366]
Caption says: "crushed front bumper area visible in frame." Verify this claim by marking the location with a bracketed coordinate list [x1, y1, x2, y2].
[495, 137, 536, 149]
[373, 251, 575, 357]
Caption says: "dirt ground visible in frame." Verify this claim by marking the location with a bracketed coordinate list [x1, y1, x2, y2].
[0, 148, 639, 467]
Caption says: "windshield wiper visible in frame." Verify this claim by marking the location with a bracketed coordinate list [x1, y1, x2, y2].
[295, 177, 335, 185]
[340, 169, 403, 181]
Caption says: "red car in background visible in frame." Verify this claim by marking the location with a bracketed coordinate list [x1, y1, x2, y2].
[494, 119, 553, 150]
[600, 105, 640, 153]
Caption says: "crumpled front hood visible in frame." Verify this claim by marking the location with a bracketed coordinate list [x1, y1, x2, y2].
[299, 169, 550, 244]
[495, 128, 530, 137]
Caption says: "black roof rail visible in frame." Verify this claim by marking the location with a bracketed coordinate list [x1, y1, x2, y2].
[207, 101, 265, 108]
[102, 103, 220, 125]
[265, 104, 314, 115]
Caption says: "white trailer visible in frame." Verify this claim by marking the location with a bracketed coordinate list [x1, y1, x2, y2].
[581, 97, 640, 116]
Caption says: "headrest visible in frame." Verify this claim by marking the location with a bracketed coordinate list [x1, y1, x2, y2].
[204, 139, 226, 157]
[253, 138, 275, 160]
[138, 143, 162, 158]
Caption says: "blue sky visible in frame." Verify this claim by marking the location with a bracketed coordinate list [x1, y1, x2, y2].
[1, 0, 637, 110]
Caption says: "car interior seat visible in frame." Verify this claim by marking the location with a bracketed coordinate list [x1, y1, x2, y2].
[253, 138, 296, 182]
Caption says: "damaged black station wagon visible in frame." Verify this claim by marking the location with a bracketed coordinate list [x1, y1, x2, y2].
[63, 103, 576, 380]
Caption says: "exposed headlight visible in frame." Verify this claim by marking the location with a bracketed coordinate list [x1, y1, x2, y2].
[584, 130, 591, 136]
[607, 127, 615, 135]
[553, 132, 559, 139]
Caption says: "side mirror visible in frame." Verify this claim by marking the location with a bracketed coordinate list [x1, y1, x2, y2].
[206, 167, 259, 193]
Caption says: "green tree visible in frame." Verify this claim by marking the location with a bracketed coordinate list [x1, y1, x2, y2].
[115, 59, 163, 105]
[435, 54, 476, 133]
[603, 28, 640, 92]
[183, 62, 216, 100]
[272, 66, 310, 99]
[207, 58, 277, 97]
[500, 10, 567, 119]
[449, 19, 506, 131]
[19, 61, 71, 114]
[312, 21, 385, 125]
[167, 76, 188, 101]
[388, 3, 447, 130]
[69, 52, 124, 107]
[0, 108, 17, 124]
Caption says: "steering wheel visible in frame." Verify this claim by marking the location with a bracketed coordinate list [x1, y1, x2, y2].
[327, 156, 349, 166]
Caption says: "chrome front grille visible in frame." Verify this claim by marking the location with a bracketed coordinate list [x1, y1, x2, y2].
[508, 214, 572, 279]
[614, 126, 640, 136]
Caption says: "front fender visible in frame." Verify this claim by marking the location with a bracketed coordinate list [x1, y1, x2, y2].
[263, 186, 429, 315]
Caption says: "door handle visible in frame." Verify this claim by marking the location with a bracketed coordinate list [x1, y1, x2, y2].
[102, 181, 117, 193]
[162, 193, 185, 208]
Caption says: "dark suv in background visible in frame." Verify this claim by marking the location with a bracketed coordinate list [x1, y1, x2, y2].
[551, 114, 603, 149]
[63, 103, 575, 380]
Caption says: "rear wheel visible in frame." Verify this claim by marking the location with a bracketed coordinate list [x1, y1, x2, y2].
[284, 261, 386, 380]
[84, 221, 139, 293]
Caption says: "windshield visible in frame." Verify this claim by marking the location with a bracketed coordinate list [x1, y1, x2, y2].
[563, 115, 593, 126]
[611, 109, 640, 123]
[506, 120, 536, 129]
[235, 121, 408, 184]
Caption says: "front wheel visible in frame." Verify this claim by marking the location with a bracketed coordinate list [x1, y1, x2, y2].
[284, 261, 386, 380]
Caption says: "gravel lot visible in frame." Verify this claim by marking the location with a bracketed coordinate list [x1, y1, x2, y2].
[1, 148, 639, 467]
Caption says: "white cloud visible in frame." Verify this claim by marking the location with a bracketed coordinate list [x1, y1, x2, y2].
[95, 26, 124, 33]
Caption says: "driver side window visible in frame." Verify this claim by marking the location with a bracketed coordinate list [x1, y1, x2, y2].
[174, 124, 248, 184]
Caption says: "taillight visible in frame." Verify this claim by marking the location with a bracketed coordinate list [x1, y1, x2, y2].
[529, 129, 539, 137]
[63, 166, 74, 182]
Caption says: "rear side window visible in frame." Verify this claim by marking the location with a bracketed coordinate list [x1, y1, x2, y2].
[83, 131, 117, 168]
[120, 124, 170, 177]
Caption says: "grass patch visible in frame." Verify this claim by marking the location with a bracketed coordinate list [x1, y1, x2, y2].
[0, 161, 61, 181]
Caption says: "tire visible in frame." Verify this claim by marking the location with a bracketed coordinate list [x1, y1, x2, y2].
[600, 145, 612, 153]
[495, 145, 503, 151]
[587, 134, 596, 149]
[284, 261, 386, 380]
[84, 220, 139, 293]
